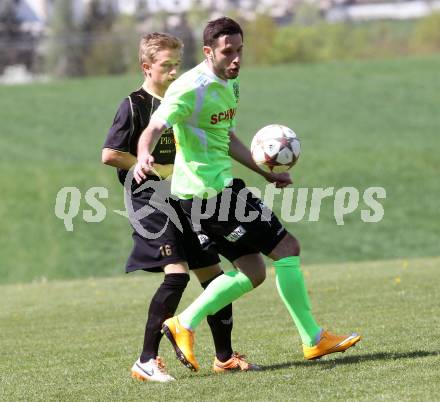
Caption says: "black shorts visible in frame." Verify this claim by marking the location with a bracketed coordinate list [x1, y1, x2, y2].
[125, 176, 220, 273]
[179, 178, 287, 262]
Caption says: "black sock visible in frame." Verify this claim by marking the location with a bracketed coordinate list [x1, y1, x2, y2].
[140, 273, 190, 363]
[201, 272, 234, 362]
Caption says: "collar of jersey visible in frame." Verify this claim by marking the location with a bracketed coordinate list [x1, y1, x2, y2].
[141, 84, 164, 100]
[201, 60, 228, 87]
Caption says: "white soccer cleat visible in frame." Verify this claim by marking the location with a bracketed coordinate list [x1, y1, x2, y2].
[131, 357, 175, 382]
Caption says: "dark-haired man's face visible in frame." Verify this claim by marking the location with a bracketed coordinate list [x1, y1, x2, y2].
[204, 33, 242, 80]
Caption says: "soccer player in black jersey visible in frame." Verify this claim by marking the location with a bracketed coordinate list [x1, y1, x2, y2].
[102, 33, 257, 382]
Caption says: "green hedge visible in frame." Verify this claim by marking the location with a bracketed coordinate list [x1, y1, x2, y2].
[241, 14, 440, 65]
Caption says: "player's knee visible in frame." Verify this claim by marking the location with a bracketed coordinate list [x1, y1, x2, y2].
[195, 265, 223, 287]
[270, 233, 300, 260]
[250, 268, 266, 288]
[289, 235, 300, 256]
[163, 261, 190, 274]
[233, 253, 266, 287]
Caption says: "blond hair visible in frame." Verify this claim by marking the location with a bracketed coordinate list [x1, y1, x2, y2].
[138, 32, 183, 65]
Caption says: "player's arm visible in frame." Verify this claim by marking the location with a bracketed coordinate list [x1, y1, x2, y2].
[229, 130, 264, 174]
[102, 98, 136, 169]
[102, 148, 137, 170]
[229, 130, 292, 188]
[134, 118, 168, 183]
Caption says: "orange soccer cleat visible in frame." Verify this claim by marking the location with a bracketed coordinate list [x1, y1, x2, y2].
[213, 352, 261, 373]
[161, 316, 200, 372]
[303, 330, 361, 360]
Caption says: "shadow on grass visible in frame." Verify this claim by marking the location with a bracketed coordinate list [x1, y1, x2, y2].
[175, 350, 439, 379]
[258, 350, 440, 371]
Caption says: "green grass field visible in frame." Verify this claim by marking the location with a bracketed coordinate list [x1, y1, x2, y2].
[2, 256, 439, 401]
[0, 55, 439, 284]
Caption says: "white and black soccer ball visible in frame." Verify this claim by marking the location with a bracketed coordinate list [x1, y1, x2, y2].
[251, 124, 301, 173]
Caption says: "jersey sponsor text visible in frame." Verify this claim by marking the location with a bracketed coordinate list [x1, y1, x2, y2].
[210, 108, 237, 124]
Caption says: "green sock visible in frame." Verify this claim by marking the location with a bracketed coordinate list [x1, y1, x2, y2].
[179, 271, 253, 330]
[274, 256, 321, 346]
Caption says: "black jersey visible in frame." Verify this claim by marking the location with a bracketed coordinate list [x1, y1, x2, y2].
[103, 87, 175, 184]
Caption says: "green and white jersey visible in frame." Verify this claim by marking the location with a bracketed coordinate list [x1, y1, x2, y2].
[153, 61, 240, 199]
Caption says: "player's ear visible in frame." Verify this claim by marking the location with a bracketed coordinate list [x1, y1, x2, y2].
[141, 62, 151, 76]
[203, 46, 213, 60]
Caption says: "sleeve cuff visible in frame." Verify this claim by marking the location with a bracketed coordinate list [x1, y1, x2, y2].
[102, 146, 130, 153]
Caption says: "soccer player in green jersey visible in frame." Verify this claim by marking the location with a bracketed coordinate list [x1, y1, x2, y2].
[102, 32, 258, 381]
[134, 17, 361, 372]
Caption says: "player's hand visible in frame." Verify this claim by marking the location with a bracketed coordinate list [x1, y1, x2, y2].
[264, 171, 292, 188]
[134, 154, 155, 184]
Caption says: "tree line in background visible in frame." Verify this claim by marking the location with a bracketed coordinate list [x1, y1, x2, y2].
[244, 12, 440, 64]
[45, 0, 133, 77]
[1, 0, 440, 78]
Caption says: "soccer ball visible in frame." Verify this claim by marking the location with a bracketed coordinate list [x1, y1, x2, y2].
[251, 124, 301, 173]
